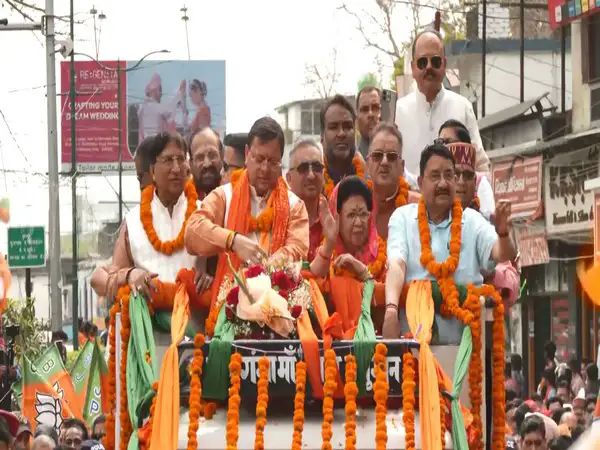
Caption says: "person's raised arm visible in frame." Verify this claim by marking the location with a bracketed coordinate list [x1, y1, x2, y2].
[491, 200, 517, 263]
[309, 197, 338, 277]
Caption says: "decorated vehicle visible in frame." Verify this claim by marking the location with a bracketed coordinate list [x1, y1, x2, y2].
[103, 260, 506, 450]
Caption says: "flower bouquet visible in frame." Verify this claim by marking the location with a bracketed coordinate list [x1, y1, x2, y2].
[216, 256, 313, 339]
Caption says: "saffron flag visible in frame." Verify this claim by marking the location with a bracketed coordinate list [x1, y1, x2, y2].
[70, 341, 108, 425]
[22, 344, 83, 431]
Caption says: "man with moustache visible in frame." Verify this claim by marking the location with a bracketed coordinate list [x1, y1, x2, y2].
[286, 139, 337, 261]
[320, 94, 366, 198]
[438, 119, 495, 221]
[222, 133, 247, 183]
[365, 122, 419, 240]
[382, 142, 516, 339]
[188, 127, 223, 200]
[356, 86, 382, 159]
[395, 30, 490, 177]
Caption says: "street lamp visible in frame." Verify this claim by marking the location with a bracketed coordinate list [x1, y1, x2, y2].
[73, 50, 170, 222]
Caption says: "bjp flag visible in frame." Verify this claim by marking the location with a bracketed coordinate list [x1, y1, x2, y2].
[69, 341, 109, 425]
[22, 345, 83, 431]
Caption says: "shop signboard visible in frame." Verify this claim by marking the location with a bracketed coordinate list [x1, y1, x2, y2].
[544, 145, 598, 236]
[492, 156, 543, 219]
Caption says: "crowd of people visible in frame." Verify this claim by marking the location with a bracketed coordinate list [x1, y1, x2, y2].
[0, 413, 105, 450]
[505, 343, 600, 449]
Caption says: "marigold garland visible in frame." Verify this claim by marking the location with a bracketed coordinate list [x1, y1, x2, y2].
[140, 179, 197, 255]
[291, 361, 307, 450]
[103, 300, 120, 450]
[366, 176, 410, 209]
[488, 287, 506, 450]
[230, 169, 275, 233]
[323, 154, 365, 197]
[418, 197, 463, 282]
[373, 343, 388, 450]
[186, 333, 205, 450]
[254, 356, 270, 450]
[439, 379, 447, 447]
[321, 349, 337, 450]
[470, 195, 480, 211]
[343, 354, 358, 450]
[118, 287, 132, 450]
[464, 286, 484, 450]
[226, 353, 242, 450]
[401, 352, 416, 450]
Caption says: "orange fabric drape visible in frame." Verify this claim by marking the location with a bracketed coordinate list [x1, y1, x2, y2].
[209, 170, 290, 311]
[149, 283, 190, 450]
[405, 280, 442, 450]
[328, 275, 364, 338]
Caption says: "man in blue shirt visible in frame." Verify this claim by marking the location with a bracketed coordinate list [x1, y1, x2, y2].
[382, 142, 516, 338]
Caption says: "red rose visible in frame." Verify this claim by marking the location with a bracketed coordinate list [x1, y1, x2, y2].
[271, 270, 293, 290]
[226, 286, 240, 306]
[290, 305, 302, 319]
[245, 265, 265, 279]
[278, 289, 289, 299]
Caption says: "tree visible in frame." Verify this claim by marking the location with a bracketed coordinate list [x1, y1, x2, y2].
[357, 73, 380, 91]
[3, 296, 49, 363]
[304, 49, 340, 99]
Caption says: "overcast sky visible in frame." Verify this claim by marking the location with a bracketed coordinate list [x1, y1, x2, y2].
[0, 0, 425, 239]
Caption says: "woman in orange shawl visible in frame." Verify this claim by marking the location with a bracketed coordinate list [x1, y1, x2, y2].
[311, 176, 385, 335]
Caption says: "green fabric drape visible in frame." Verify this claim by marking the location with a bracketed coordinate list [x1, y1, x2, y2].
[202, 305, 235, 400]
[126, 293, 159, 450]
[153, 310, 196, 337]
[450, 326, 473, 450]
[353, 279, 377, 396]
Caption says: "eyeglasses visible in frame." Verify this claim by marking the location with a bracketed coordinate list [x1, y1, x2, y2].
[250, 152, 281, 169]
[223, 162, 243, 172]
[289, 161, 324, 175]
[369, 151, 400, 163]
[346, 211, 370, 223]
[455, 169, 475, 181]
[416, 56, 443, 70]
[156, 155, 187, 167]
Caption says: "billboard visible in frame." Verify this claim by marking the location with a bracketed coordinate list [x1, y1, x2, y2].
[61, 60, 226, 172]
[548, 0, 600, 29]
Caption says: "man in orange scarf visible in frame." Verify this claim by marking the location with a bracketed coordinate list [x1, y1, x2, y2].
[185, 117, 309, 309]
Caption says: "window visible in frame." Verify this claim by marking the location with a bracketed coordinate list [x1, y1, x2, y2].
[586, 13, 600, 82]
[300, 108, 321, 135]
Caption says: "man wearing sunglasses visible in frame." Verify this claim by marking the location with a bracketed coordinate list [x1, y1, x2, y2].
[395, 29, 490, 178]
[366, 122, 419, 239]
[286, 139, 338, 262]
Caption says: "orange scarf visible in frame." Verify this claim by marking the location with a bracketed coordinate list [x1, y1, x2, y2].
[207, 170, 290, 332]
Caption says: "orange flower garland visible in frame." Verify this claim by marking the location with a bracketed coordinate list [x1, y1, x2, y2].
[186, 333, 205, 450]
[291, 361, 307, 450]
[103, 300, 120, 450]
[254, 356, 270, 450]
[464, 286, 484, 450]
[230, 169, 275, 234]
[140, 180, 198, 255]
[226, 352, 242, 450]
[118, 287, 132, 450]
[401, 352, 416, 450]
[323, 154, 365, 197]
[344, 354, 358, 450]
[470, 195, 480, 211]
[366, 176, 410, 208]
[373, 343, 388, 450]
[321, 349, 337, 450]
[439, 380, 447, 447]
[418, 197, 463, 281]
[488, 287, 506, 450]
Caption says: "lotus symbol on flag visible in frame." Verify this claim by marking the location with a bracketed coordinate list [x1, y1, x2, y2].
[34, 390, 64, 429]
